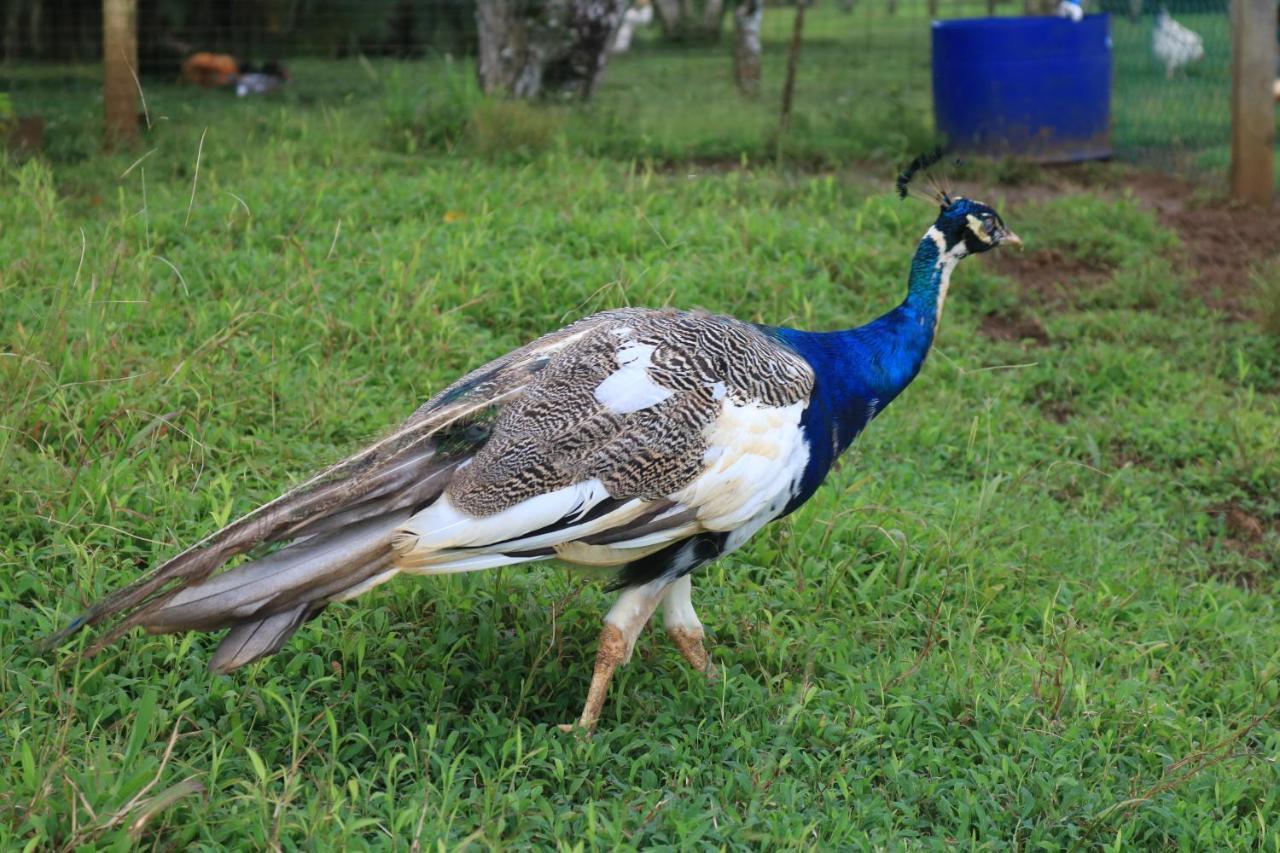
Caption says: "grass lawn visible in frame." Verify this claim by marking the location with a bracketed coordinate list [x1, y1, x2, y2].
[4, 15, 1280, 849]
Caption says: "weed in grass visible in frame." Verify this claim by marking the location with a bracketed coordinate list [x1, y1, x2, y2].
[383, 59, 481, 154]
[1254, 258, 1280, 339]
[467, 99, 565, 160]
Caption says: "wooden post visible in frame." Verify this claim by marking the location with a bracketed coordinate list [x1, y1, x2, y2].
[1230, 0, 1276, 204]
[103, 0, 139, 148]
[778, 0, 806, 134]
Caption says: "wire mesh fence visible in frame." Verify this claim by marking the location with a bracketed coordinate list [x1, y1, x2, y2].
[1106, 0, 1234, 176]
[0, 0, 1257, 184]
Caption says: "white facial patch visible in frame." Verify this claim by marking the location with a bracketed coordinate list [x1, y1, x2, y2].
[965, 214, 994, 244]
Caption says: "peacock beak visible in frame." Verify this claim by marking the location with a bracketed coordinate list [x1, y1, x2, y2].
[1000, 229, 1023, 249]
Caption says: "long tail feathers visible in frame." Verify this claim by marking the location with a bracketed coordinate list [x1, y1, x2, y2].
[40, 322, 582, 669]
[40, 427, 467, 670]
[204, 551, 400, 673]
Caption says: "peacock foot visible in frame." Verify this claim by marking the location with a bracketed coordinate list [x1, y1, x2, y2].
[668, 626, 715, 680]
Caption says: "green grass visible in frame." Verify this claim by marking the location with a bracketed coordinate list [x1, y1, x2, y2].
[4, 25, 1280, 850]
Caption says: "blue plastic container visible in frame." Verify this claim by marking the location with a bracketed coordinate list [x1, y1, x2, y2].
[932, 15, 1112, 162]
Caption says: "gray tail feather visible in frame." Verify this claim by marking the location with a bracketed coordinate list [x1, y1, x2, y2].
[41, 436, 466, 667]
[205, 551, 398, 673]
[139, 510, 408, 673]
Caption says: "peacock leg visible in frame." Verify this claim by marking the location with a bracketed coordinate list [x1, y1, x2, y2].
[560, 578, 671, 732]
[662, 574, 715, 678]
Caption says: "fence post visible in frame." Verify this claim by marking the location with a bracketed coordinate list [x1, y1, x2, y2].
[778, 0, 806, 136]
[103, 0, 138, 148]
[1230, 0, 1276, 204]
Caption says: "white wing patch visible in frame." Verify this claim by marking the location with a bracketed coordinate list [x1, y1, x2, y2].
[673, 398, 809, 531]
[593, 341, 675, 415]
[394, 476, 669, 573]
[392, 397, 811, 576]
[395, 477, 610, 555]
[394, 345, 812, 577]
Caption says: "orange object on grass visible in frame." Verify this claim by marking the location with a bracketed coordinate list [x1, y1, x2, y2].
[182, 53, 239, 88]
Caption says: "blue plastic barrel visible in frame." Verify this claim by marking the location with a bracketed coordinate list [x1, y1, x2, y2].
[932, 16, 1112, 162]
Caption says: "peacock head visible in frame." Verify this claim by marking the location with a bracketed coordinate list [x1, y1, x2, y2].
[896, 148, 1022, 257]
[932, 197, 1021, 257]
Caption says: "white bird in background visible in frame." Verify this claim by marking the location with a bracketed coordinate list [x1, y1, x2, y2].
[1153, 6, 1205, 79]
[1057, 0, 1084, 23]
[612, 0, 654, 53]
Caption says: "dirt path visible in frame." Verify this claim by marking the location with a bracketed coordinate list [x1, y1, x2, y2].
[979, 166, 1280, 320]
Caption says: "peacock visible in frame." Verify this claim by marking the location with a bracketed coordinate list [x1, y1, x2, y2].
[43, 155, 1021, 731]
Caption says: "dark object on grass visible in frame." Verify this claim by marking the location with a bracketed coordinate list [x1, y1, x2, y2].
[44, 162, 1021, 733]
[235, 62, 291, 97]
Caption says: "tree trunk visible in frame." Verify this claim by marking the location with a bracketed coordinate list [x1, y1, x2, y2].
[545, 0, 630, 98]
[653, 0, 682, 32]
[103, 0, 139, 149]
[476, 0, 627, 99]
[27, 0, 42, 58]
[476, 0, 544, 97]
[733, 0, 763, 97]
[703, 0, 726, 31]
[3, 1, 20, 63]
[653, 0, 727, 41]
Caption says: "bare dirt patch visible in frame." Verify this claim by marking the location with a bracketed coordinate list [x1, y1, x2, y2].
[987, 248, 1111, 307]
[982, 166, 1280, 320]
[1122, 172, 1280, 318]
[1202, 501, 1279, 591]
[978, 311, 1051, 346]
[1024, 383, 1074, 423]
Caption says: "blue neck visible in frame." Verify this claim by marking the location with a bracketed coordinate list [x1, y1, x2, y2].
[901, 232, 950, 318]
[768, 231, 958, 510]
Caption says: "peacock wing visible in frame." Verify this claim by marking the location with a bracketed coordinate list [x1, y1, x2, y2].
[393, 309, 816, 578]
